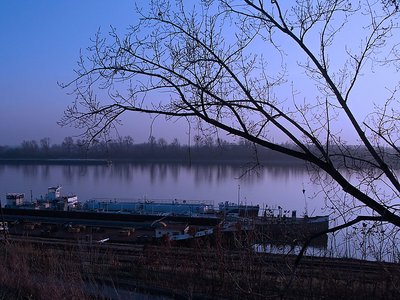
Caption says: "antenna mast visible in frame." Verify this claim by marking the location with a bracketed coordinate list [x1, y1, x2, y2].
[237, 184, 240, 206]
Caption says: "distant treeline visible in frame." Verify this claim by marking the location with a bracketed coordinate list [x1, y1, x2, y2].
[0, 136, 301, 165]
[1, 136, 396, 168]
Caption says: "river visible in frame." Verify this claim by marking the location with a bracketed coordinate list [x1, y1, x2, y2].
[0, 162, 323, 215]
[1, 162, 399, 262]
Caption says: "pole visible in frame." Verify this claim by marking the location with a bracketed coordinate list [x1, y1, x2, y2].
[237, 184, 240, 206]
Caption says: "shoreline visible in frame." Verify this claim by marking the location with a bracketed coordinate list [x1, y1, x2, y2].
[0, 157, 306, 166]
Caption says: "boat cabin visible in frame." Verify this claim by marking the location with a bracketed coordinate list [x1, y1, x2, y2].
[46, 186, 62, 201]
[6, 193, 25, 206]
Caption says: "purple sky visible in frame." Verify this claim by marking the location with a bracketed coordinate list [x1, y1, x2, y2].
[1, 1, 397, 147]
[0, 0, 190, 146]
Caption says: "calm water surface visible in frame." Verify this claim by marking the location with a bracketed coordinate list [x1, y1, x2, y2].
[0, 163, 325, 215]
[2, 162, 400, 261]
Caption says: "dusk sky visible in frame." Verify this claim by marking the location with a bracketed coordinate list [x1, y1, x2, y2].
[1, 1, 398, 147]
[0, 0, 189, 146]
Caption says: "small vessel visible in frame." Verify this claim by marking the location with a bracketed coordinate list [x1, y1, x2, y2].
[6, 185, 78, 210]
[154, 223, 214, 241]
[219, 204, 329, 241]
[45, 186, 78, 208]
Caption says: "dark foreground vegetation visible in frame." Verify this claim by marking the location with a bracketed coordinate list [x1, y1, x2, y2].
[1, 236, 400, 300]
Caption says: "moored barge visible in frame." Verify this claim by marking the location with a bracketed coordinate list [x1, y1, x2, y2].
[2, 186, 329, 245]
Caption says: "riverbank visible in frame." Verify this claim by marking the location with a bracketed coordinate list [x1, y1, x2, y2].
[1, 235, 399, 299]
[0, 156, 306, 166]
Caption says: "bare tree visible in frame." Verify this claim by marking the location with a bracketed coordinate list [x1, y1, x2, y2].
[40, 137, 51, 152]
[61, 0, 400, 237]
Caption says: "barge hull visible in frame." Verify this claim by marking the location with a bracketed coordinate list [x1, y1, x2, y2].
[1, 208, 222, 228]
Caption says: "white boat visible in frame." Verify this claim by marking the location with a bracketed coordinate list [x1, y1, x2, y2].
[5, 185, 78, 210]
[154, 223, 214, 241]
[46, 186, 78, 207]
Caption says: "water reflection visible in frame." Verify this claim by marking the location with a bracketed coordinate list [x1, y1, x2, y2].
[0, 162, 312, 183]
[255, 236, 329, 256]
[0, 162, 315, 211]
[2, 162, 400, 261]
[22, 164, 39, 177]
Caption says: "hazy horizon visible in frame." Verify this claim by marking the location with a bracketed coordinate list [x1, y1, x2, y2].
[0, 1, 193, 146]
[1, 1, 397, 147]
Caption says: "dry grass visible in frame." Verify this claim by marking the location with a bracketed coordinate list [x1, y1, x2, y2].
[0, 237, 399, 299]
[0, 241, 110, 299]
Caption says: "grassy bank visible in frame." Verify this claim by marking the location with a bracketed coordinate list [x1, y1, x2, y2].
[0, 237, 400, 299]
